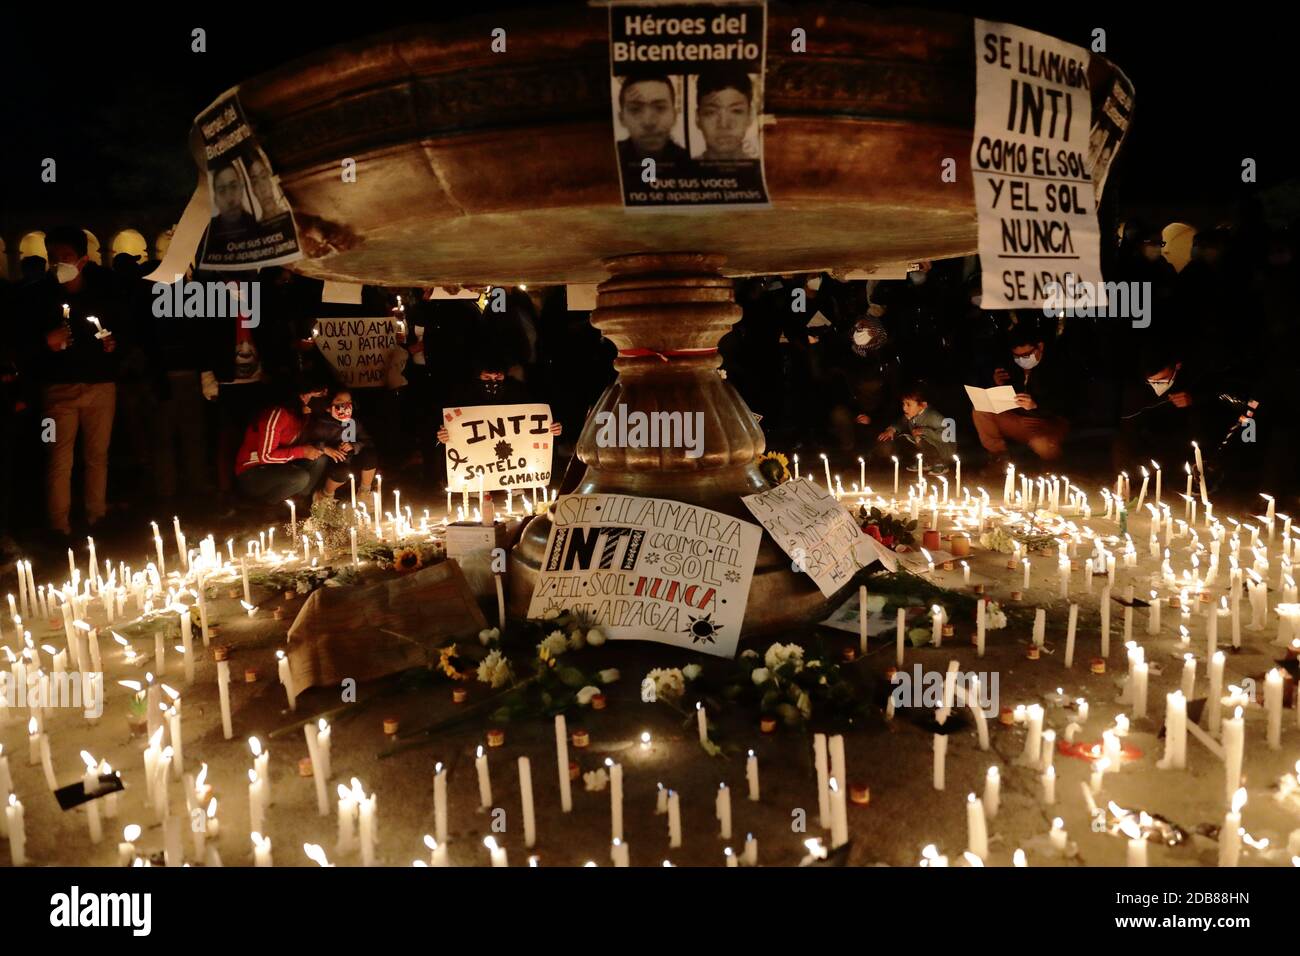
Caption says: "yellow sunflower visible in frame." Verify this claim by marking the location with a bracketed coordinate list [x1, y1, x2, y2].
[438, 644, 471, 681]
[757, 451, 792, 487]
[394, 547, 423, 572]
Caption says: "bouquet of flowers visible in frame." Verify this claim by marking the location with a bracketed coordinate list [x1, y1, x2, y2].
[856, 505, 918, 549]
[361, 539, 446, 571]
[733, 641, 865, 728]
[249, 564, 360, 594]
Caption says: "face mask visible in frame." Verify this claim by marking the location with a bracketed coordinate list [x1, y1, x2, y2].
[54, 262, 80, 284]
[908, 271, 928, 285]
[480, 380, 502, 397]
[1148, 370, 1176, 397]
[1014, 353, 1040, 370]
[852, 328, 872, 347]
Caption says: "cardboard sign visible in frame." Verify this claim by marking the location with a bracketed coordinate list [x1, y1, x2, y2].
[194, 89, 302, 271]
[312, 317, 404, 389]
[972, 20, 1103, 309]
[442, 403, 554, 492]
[445, 524, 498, 561]
[742, 479, 872, 597]
[608, 1, 770, 208]
[527, 494, 760, 657]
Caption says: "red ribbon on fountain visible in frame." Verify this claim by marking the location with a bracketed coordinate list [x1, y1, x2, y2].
[617, 347, 719, 362]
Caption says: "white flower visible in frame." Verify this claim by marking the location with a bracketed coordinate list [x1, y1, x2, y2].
[764, 642, 805, 673]
[597, 668, 620, 684]
[795, 690, 812, 720]
[583, 768, 609, 792]
[740, 649, 759, 660]
[682, 664, 702, 681]
[567, 630, 586, 651]
[986, 602, 1008, 630]
[576, 685, 601, 706]
[751, 667, 771, 686]
[585, 627, 606, 647]
[478, 627, 500, 646]
[537, 631, 568, 659]
[646, 668, 686, 702]
[864, 593, 887, 614]
[476, 649, 511, 689]
[640, 677, 657, 703]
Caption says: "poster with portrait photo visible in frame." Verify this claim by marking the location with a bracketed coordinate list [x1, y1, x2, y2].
[194, 89, 302, 271]
[608, 1, 770, 208]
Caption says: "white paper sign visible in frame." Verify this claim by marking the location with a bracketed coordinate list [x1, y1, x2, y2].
[972, 20, 1103, 309]
[311, 317, 403, 389]
[741, 478, 871, 597]
[442, 403, 554, 492]
[527, 494, 760, 658]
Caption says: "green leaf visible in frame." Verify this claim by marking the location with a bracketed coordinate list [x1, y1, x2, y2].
[556, 667, 587, 689]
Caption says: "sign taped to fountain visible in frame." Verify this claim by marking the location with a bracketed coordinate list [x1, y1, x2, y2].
[971, 20, 1103, 309]
[742, 479, 894, 597]
[312, 317, 405, 389]
[528, 494, 760, 657]
[608, 1, 770, 208]
[194, 89, 303, 271]
[442, 403, 554, 492]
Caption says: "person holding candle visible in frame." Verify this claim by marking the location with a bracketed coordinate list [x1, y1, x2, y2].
[19, 226, 123, 541]
[299, 386, 379, 504]
[233, 377, 337, 504]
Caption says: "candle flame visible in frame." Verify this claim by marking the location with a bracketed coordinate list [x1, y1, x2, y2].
[1232, 788, 1247, 814]
[124, 824, 140, 841]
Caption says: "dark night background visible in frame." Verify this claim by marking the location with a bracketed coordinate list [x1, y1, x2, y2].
[0, 1, 1292, 247]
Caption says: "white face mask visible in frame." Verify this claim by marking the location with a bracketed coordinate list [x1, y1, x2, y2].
[1148, 371, 1176, 397]
[1014, 353, 1040, 370]
[852, 328, 872, 347]
[54, 262, 81, 284]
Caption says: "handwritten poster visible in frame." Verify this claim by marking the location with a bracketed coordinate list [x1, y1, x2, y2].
[972, 20, 1103, 309]
[527, 494, 760, 657]
[742, 479, 871, 597]
[608, 1, 770, 208]
[194, 89, 302, 271]
[312, 317, 404, 389]
[442, 403, 554, 492]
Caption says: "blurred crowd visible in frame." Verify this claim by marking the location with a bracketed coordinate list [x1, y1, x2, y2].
[0, 208, 1296, 561]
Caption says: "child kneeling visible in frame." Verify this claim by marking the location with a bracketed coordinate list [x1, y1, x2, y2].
[875, 385, 957, 473]
[300, 387, 378, 503]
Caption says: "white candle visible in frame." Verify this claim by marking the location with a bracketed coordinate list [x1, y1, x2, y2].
[1024, 704, 1044, 765]
[983, 766, 1000, 818]
[1041, 765, 1056, 804]
[696, 701, 708, 744]
[252, 831, 272, 868]
[896, 607, 906, 667]
[1160, 690, 1187, 770]
[746, 750, 759, 801]
[424, 834, 449, 867]
[966, 791, 988, 861]
[1124, 820, 1148, 867]
[555, 714, 572, 813]
[813, 733, 830, 827]
[828, 778, 849, 849]
[475, 745, 492, 810]
[248, 768, 265, 837]
[1266, 668, 1283, 750]
[933, 732, 947, 790]
[667, 790, 682, 848]
[1049, 816, 1067, 854]
[716, 782, 732, 840]
[1219, 788, 1245, 867]
[350, 528, 358, 566]
[81, 752, 102, 843]
[1064, 603, 1078, 667]
[276, 650, 297, 712]
[358, 787, 376, 866]
[7, 794, 25, 866]
[1132, 661, 1148, 719]
[1223, 706, 1244, 803]
[931, 604, 943, 647]
[303, 722, 329, 816]
[433, 762, 448, 843]
[240, 558, 250, 606]
[976, 598, 986, 657]
[519, 756, 537, 848]
[216, 661, 233, 740]
[336, 784, 357, 853]
[288, 499, 297, 541]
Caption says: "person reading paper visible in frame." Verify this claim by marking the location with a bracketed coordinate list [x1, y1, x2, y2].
[971, 326, 1070, 466]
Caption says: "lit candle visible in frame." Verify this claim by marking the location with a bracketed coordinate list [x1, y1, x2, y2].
[976, 597, 986, 657]
[821, 453, 831, 491]
[1223, 706, 1244, 803]
[287, 499, 297, 541]
[118, 823, 140, 867]
[667, 790, 682, 848]
[1266, 668, 1283, 750]
[7, 794, 25, 866]
[303, 722, 329, 816]
[248, 768, 265, 837]
[216, 659, 233, 740]
[933, 731, 947, 790]
[1049, 816, 1068, 855]
[277, 650, 297, 712]
[433, 761, 448, 843]
[696, 701, 708, 745]
[716, 782, 732, 840]
[966, 791, 988, 861]
[519, 756, 537, 848]
[1041, 765, 1056, 804]
[1218, 788, 1245, 867]
[983, 766, 1000, 818]
[1123, 818, 1148, 867]
[424, 834, 449, 867]
[896, 607, 906, 668]
[475, 745, 492, 810]
[81, 751, 103, 843]
[746, 750, 759, 801]
[828, 778, 848, 849]
[1022, 558, 1031, 590]
[1132, 660, 1148, 719]
[813, 733, 830, 826]
[1024, 704, 1044, 766]
[891, 456, 898, 496]
[336, 784, 357, 853]
[1064, 603, 1078, 668]
[252, 831, 272, 868]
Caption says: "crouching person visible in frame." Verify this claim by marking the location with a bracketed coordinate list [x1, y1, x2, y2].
[234, 379, 340, 503]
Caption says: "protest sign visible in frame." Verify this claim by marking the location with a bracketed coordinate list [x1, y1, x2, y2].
[194, 89, 302, 271]
[1086, 64, 1135, 202]
[527, 494, 760, 657]
[608, 1, 770, 208]
[312, 317, 404, 389]
[972, 20, 1103, 309]
[742, 478, 873, 597]
[442, 403, 554, 492]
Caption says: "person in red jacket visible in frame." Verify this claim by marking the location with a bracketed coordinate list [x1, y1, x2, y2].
[234, 379, 343, 503]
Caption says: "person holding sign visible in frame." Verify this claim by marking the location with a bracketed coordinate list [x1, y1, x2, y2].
[300, 387, 378, 503]
[436, 357, 563, 444]
[233, 378, 339, 504]
[971, 325, 1070, 467]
